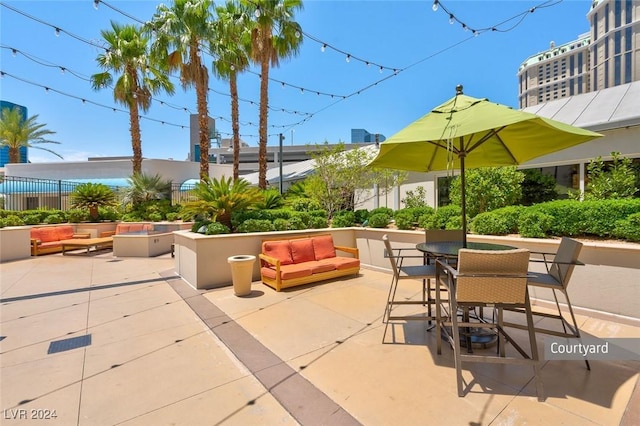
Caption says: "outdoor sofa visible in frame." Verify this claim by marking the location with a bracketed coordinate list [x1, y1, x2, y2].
[30, 225, 90, 256]
[259, 234, 360, 292]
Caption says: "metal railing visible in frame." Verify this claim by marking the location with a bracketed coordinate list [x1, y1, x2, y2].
[0, 176, 198, 211]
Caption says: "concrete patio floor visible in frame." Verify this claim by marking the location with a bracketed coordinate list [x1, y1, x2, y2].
[1, 252, 638, 425]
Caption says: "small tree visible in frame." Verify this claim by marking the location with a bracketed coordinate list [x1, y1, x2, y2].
[402, 186, 428, 209]
[449, 166, 524, 218]
[584, 152, 638, 200]
[306, 143, 405, 218]
[70, 183, 117, 221]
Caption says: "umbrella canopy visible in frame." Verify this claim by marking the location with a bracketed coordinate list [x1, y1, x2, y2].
[369, 86, 603, 246]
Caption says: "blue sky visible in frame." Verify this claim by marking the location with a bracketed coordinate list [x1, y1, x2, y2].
[0, 0, 593, 163]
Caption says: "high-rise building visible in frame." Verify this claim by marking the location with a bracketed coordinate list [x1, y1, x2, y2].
[517, 0, 639, 108]
[351, 128, 386, 144]
[0, 100, 29, 166]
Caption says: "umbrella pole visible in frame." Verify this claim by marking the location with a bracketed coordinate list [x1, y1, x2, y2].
[460, 155, 467, 248]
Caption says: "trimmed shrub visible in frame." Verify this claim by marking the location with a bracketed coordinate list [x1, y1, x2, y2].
[613, 213, 640, 241]
[22, 214, 42, 225]
[518, 211, 553, 238]
[354, 209, 369, 224]
[43, 214, 64, 224]
[308, 216, 329, 229]
[0, 215, 24, 227]
[433, 205, 462, 229]
[288, 216, 307, 230]
[148, 212, 163, 222]
[530, 200, 584, 236]
[471, 211, 511, 235]
[368, 212, 390, 228]
[192, 220, 212, 233]
[418, 211, 436, 229]
[407, 206, 435, 222]
[273, 218, 290, 231]
[205, 222, 230, 235]
[67, 209, 89, 223]
[369, 207, 394, 217]
[236, 219, 274, 233]
[331, 211, 356, 228]
[394, 210, 414, 230]
[165, 212, 180, 222]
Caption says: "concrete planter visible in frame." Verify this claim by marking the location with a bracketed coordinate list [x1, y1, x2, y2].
[0, 226, 31, 262]
[173, 227, 640, 321]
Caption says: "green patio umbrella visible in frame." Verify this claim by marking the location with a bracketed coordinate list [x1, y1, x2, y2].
[369, 85, 603, 246]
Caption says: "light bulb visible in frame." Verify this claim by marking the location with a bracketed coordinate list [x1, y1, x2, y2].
[346, 55, 350, 63]
[55, 28, 60, 37]
[473, 30, 478, 37]
[60, 67, 65, 74]
[230, 64, 235, 71]
[93, 0, 99, 10]
[432, 0, 438, 12]
[12, 49, 17, 57]
[379, 66, 383, 73]
[449, 14, 454, 24]
[254, 7, 261, 18]
[295, 30, 300, 38]
[321, 44, 326, 52]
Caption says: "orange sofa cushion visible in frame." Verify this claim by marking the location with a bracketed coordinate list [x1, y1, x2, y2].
[262, 240, 293, 265]
[318, 257, 360, 270]
[312, 235, 337, 260]
[31, 225, 75, 243]
[290, 238, 316, 263]
[116, 223, 153, 234]
[261, 264, 312, 280]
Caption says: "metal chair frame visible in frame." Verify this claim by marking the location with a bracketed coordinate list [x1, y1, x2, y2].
[435, 249, 544, 401]
[381, 235, 438, 343]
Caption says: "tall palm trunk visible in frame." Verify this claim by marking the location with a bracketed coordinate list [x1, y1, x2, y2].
[258, 42, 270, 189]
[9, 148, 19, 164]
[230, 71, 240, 181]
[192, 40, 210, 181]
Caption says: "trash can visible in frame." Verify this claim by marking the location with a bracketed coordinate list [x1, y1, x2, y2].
[227, 255, 256, 296]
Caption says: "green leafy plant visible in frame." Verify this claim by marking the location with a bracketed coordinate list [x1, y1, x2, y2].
[331, 211, 356, 228]
[518, 211, 553, 238]
[449, 166, 524, 218]
[613, 213, 640, 241]
[70, 183, 117, 221]
[584, 152, 638, 200]
[0, 215, 25, 227]
[181, 176, 262, 230]
[393, 210, 414, 230]
[521, 169, 558, 205]
[67, 209, 89, 223]
[205, 222, 231, 235]
[368, 212, 390, 228]
[401, 186, 429, 209]
[236, 219, 274, 233]
[257, 189, 285, 210]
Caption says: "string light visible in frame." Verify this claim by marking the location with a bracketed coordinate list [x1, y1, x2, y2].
[254, 6, 261, 18]
[54, 27, 60, 36]
[432, 0, 555, 36]
[346, 54, 350, 63]
[93, 0, 99, 10]
[321, 44, 326, 52]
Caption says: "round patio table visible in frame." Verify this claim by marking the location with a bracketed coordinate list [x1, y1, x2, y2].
[416, 241, 517, 258]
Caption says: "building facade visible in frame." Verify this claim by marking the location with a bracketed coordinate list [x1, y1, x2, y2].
[518, 0, 639, 108]
[351, 128, 386, 144]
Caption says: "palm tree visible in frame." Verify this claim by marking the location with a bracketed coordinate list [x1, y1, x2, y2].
[121, 172, 172, 206]
[146, 0, 216, 181]
[70, 183, 117, 221]
[181, 176, 262, 229]
[212, 1, 251, 181]
[91, 22, 174, 175]
[0, 107, 62, 163]
[242, 0, 303, 189]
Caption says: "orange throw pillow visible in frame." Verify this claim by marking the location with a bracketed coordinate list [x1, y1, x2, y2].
[312, 235, 336, 260]
[290, 238, 316, 263]
[262, 241, 293, 265]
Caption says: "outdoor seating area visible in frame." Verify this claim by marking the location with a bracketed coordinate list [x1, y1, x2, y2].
[1, 247, 638, 425]
[29, 224, 91, 256]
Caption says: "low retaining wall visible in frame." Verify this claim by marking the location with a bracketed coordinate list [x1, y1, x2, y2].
[174, 228, 640, 321]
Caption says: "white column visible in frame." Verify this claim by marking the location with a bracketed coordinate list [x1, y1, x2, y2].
[579, 162, 585, 200]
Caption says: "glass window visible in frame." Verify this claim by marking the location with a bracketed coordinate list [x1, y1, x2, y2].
[570, 55, 575, 76]
[436, 176, 455, 207]
[615, 30, 621, 54]
[625, 27, 632, 51]
[626, 0, 632, 24]
[578, 76, 583, 94]
[615, 0, 621, 27]
[578, 52, 583, 71]
[625, 52, 632, 83]
[593, 68, 598, 91]
[593, 12, 598, 39]
[615, 56, 622, 85]
[605, 4, 609, 32]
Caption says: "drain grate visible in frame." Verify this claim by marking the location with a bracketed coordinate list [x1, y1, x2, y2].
[48, 334, 91, 354]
